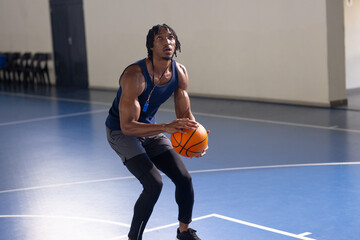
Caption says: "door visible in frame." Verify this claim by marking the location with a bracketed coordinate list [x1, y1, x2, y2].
[50, 0, 88, 88]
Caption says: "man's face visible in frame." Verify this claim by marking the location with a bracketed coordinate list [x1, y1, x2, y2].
[151, 28, 176, 60]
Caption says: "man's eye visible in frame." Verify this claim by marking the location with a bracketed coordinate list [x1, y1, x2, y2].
[157, 36, 162, 40]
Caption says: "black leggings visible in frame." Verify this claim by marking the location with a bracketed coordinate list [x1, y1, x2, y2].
[125, 149, 194, 240]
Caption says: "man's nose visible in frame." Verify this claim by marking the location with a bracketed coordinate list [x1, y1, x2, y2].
[165, 37, 172, 44]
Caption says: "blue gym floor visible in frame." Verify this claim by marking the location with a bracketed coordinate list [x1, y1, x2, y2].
[1, 84, 360, 240]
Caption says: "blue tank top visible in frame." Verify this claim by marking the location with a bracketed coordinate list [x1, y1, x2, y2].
[105, 58, 179, 130]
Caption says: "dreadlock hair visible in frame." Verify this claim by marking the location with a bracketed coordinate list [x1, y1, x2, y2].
[146, 24, 181, 60]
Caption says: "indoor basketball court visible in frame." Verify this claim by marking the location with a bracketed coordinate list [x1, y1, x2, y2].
[0, 86, 360, 240]
[1, 0, 360, 240]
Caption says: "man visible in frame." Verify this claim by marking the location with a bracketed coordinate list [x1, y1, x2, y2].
[105, 24, 207, 240]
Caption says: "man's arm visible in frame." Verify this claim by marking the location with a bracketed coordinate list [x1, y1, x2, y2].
[119, 65, 197, 137]
[175, 63, 209, 158]
[174, 63, 195, 120]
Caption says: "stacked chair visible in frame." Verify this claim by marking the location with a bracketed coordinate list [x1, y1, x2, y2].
[0, 52, 51, 85]
[0, 53, 7, 80]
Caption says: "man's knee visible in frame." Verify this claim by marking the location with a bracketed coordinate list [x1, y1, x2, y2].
[125, 153, 163, 198]
[181, 172, 192, 185]
[143, 172, 163, 197]
[138, 163, 163, 200]
[173, 172, 192, 191]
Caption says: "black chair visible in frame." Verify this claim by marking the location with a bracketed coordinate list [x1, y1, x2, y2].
[30, 53, 42, 84]
[2, 52, 12, 81]
[19, 52, 33, 84]
[28, 53, 51, 85]
[8, 52, 21, 82]
[40, 53, 51, 85]
[0, 52, 6, 81]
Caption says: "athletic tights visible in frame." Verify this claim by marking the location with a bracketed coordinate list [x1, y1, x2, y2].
[125, 149, 194, 240]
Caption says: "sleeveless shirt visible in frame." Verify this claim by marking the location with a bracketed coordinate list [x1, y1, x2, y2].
[105, 58, 179, 130]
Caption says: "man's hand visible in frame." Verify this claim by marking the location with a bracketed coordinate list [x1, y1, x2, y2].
[164, 118, 198, 134]
[191, 130, 210, 158]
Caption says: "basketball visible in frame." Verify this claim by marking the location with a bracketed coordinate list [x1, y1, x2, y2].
[171, 123, 208, 158]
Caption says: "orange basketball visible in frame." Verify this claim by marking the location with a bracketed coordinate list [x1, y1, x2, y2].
[171, 123, 208, 158]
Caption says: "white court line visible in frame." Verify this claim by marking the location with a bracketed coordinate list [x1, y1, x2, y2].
[106, 213, 316, 240]
[0, 91, 111, 106]
[188, 161, 360, 174]
[2, 91, 360, 133]
[145, 214, 214, 233]
[1, 162, 360, 195]
[107, 234, 128, 240]
[106, 214, 215, 240]
[0, 214, 131, 228]
[0, 213, 316, 240]
[212, 214, 316, 240]
[162, 109, 360, 134]
[299, 232, 313, 237]
[0, 176, 136, 194]
[0, 109, 108, 127]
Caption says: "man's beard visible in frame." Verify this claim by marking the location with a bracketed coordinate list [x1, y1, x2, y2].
[162, 56, 172, 61]
[162, 53, 174, 61]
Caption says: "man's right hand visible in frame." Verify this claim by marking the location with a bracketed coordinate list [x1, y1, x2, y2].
[164, 118, 198, 134]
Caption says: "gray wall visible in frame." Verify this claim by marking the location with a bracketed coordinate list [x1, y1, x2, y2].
[0, 0, 55, 83]
[344, 0, 360, 90]
[0, 0, 353, 106]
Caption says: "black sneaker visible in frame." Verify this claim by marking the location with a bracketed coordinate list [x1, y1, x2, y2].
[176, 228, 201, 240]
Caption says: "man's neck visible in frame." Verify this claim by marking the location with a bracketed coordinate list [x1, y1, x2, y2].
[151, 57, 172, 74]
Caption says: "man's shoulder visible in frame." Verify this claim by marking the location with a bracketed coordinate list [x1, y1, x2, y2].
[176, 62, 186, 74]
[119, 62, 145, 89]
[123, 63, 143, 79]
[175, 61, 187, 77]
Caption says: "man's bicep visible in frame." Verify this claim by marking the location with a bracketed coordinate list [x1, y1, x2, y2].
[174, 88, 193, 119]
[119, 92, 141, 131]
[118, 74, 143, 127]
